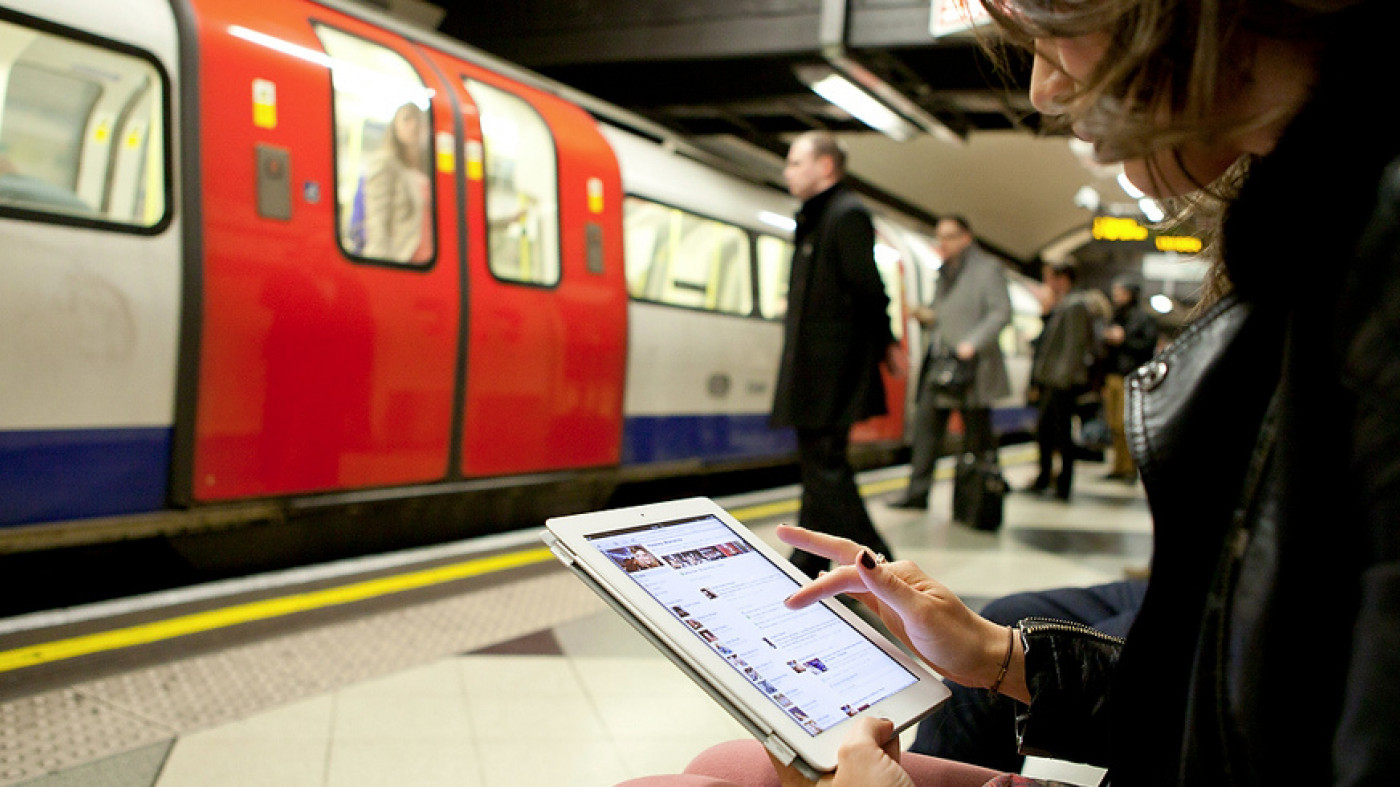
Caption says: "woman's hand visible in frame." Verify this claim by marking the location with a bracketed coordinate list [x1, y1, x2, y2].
[778, 524, 1021, 698]
[768, 717, 914, 787]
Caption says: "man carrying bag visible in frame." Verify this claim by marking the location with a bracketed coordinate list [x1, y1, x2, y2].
[888, 216, 1011, 515]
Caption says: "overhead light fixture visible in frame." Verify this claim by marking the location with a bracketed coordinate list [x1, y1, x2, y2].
[1150, 294, 1174, 314]
[796, 64, 920, 141]
[802, 0, 964, 144]
[1139, 198, 1165, 223]
[1116, 171, 1144, 199]
[1073, 186, 1101, 211]
[759, 210, 797, 232]
[1115, 172, 1166, 222]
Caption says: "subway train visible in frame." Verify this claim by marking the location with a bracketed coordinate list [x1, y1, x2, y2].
[0, 0, 1042, 572]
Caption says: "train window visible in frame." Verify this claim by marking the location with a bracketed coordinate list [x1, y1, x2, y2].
[755, 235, 791, 320]
[314, 25, 435, 266]
[873, 240, 905, 341]
[463, 78, 560, 287]
[0, 18, 166, 228]
[624, 197, 753, 316]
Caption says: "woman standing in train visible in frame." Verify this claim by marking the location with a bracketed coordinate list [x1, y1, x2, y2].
[362, 101, 432, 263]
[623, 0, 1400, 784]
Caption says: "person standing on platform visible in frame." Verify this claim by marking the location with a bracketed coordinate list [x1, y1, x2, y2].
[1100, 276, 1158, 481]
[1026, 261, 1096, 501]
[624, 1, 1400, 785]
[887, 217, 1011, 511]
[771, 131, 906, 579]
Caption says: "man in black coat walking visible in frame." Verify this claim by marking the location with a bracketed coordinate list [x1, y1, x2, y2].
[771, 131, 905, 578]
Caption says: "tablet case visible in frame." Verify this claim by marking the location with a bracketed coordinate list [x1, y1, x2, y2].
[544, 531, 825, 781]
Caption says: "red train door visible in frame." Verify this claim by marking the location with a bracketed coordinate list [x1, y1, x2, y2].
[415, 47, 627, 477]
[185, 0, 463, 500]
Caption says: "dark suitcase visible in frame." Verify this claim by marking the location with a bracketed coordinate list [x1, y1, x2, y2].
[953, 453, 1007, 531]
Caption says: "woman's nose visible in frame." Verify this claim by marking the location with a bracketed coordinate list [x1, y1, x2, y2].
[1029, 51, 1074, 115]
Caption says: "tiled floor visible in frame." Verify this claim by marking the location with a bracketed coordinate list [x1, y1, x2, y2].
[4, 450, 1150, 786]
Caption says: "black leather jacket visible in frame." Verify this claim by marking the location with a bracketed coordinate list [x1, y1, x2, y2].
[1011, 8, 1400, 783]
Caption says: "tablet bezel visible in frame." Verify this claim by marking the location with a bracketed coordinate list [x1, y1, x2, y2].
[543, 496, 950, 774]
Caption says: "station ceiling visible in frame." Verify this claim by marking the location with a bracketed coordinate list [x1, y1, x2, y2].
[416, 0, 1144, 266]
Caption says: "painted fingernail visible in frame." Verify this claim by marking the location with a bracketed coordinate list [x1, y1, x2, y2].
[860, 550, 877, 569]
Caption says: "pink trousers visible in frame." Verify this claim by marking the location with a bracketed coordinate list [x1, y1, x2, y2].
[617, 739, 1006, 787]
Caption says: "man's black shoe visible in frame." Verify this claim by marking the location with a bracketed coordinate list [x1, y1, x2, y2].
[886, 495, 928, 510]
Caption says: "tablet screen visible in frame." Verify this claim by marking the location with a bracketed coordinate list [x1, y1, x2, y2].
[585, 513, 918, 736]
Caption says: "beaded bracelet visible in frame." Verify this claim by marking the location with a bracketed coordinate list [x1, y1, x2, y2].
[988, 625, 1017, 694]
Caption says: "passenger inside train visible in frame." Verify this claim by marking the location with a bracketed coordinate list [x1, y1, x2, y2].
[623, 0, 1400, 784]
[360, 101, 432, 264]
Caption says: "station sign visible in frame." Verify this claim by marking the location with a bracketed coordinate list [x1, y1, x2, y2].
[1091, 216, 1203, 253]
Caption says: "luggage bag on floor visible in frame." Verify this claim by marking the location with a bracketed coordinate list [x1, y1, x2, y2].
[952, 453, 1007, 531]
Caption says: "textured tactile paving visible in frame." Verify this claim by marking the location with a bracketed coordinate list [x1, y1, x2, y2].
[0, 571, 604, 785]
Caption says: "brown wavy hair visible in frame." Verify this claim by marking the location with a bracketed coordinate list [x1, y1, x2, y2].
[976, 0, 1363, 307]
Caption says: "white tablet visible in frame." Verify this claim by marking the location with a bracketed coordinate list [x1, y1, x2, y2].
[543, 497, 949, 779]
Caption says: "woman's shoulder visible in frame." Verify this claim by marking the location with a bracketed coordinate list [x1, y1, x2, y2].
[367, 149, 404, 174]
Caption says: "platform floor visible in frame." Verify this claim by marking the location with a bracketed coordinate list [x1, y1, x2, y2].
[0, 449, 1150, 786]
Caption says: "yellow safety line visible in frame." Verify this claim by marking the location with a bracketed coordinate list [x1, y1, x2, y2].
[0, 547, 555, 674]
[1, 450, 1036, 674]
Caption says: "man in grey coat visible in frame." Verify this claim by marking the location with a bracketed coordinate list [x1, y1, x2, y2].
[888, 216, 1011, 510]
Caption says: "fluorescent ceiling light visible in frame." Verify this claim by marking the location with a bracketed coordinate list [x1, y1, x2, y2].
[802, 70, 919, 141]
[1139, 198, 1165, 223]
[1150, 294, 1174, 314]
[1115, 171, 1165, 221]
[1117, 171, 1145, 199]
[759, 211, 796, 232]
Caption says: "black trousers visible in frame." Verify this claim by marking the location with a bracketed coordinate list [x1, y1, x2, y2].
[789, 426, 893, 578]
[1035, 386, 1078, 496]
[904, 400, 995, 503]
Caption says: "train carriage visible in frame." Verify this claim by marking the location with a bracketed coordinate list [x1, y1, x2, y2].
[0, 0, 1036, 566]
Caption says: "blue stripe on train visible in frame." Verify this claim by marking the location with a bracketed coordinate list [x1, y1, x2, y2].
[991, 405, 1039, 436]
[0, 427, 171, 527]
[622, 414, 796, 465]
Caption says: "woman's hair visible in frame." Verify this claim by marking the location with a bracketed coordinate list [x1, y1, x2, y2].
[979, 0, 1353, 175]
[977, 0, 1362, 307]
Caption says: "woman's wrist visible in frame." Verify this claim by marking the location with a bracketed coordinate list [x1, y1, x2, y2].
[986, 624, 1017, 693]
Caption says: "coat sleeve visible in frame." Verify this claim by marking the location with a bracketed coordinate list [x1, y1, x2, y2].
[1014, 619, 1122, 767]
[830, 203, 895, 348]
[963, 258, 1012, 355]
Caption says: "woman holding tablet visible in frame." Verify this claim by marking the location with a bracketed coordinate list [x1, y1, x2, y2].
[625, 0, 1400, 783]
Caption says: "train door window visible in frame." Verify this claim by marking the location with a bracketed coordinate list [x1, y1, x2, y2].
[755, 234, 791, 320]
[313, 25, 434, 266]
[463, 78, 560, 287]
[0, 18, 166, 228]
[623, 196, 753, 315]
